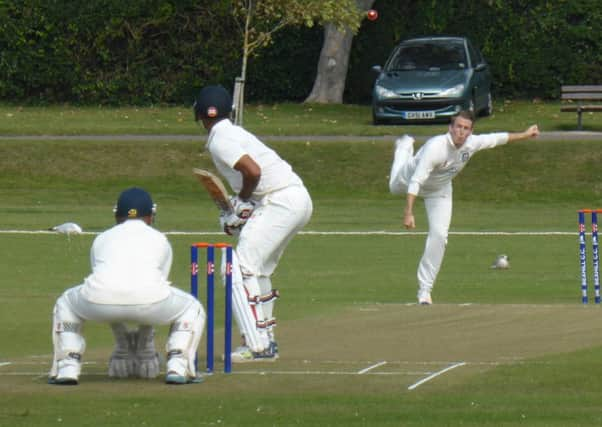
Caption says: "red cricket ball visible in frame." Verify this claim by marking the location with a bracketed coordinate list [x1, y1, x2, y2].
[367, 9, 378, 21]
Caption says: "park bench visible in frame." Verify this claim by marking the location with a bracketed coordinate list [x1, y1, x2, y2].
[561, 85, 602, 130]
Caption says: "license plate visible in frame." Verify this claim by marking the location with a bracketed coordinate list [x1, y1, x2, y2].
[404, 111, 435, 119]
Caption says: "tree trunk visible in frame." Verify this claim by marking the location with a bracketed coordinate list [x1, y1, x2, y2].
[304, 0, 375, 104]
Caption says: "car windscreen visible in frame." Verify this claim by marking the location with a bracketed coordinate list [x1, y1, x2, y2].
[385, 41, 467, 72]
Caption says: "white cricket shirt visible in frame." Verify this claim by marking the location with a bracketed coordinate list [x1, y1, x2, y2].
[80, 219, 172, 305]
[206, 119, 303, 200]
[406, 131, 509, 196]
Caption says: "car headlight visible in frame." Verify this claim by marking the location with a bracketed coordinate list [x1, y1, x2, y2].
[439, 84, 465, 98]
[374, 85, 398, 99]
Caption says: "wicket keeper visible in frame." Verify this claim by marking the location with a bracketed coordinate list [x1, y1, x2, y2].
[49, 188, 206, 385]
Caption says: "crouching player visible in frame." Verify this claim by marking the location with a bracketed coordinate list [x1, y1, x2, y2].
[194, 85, 313, 362]
[48, 188, 205, 385]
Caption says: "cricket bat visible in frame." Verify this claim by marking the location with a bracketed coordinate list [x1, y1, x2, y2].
[192, 168, 233, 213]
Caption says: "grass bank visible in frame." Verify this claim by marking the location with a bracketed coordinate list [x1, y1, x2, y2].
[1, 99, 601, 136]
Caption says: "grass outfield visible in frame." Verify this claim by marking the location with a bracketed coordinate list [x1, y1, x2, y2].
[1, 233, 601, 426]
[1, 128, 601, 426]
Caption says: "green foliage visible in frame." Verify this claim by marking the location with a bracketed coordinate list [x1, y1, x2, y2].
[0, 0, 240, 104]
[233, 0, 361, 56]
[347, 0, 602, 102]
[2, 0, 602, 104]
[455, 0, 602, 98]
[246, 27, 323, 102]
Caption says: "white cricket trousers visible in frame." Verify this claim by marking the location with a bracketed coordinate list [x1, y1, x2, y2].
[389, 138, 452, 294]
[50, 285, 205, 378]
[226, 184, 312, 351]
[237, 184, 313, 277]
[55, 285, 202, 325]
[418, 194, 452, 293]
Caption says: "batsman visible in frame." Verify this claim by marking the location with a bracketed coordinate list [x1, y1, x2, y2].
[194, 85, 313, 362]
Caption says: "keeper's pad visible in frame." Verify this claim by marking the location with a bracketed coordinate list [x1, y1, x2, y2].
[135, 325, 160, 379]
[224, 252, 270, 352]
[109, 324, 160, 379]
[108, 323, 134, 378]
[50, 296, 86, 378]
[165, 300, 205, 378]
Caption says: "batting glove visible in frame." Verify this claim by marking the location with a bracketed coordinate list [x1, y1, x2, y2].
[219, 212, 246, 236]
[230, 196, 256, 220]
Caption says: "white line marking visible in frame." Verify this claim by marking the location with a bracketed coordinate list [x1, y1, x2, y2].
[300, 231, 574, 236]
[407, 361, 466, 391]
[233, 370, 407, 376]
[1, 361, 95, 366]
[0, 230, 223, 236]
[0, 230, 576, 236]
[358, 361, 387, 374]
[3, 372, 107, 377]
[3, 370, 414, 377]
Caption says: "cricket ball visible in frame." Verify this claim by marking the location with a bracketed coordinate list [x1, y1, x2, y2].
[367, 9, 378, 21]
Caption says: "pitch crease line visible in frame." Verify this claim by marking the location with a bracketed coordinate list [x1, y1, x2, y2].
[0, 362, 11, 367]
[407, 361, 466, 391]
[358, 361, 387, 374]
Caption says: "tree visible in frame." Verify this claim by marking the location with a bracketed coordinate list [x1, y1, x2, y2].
[230, 0, 362, 124]
[304, 0, 375, 104]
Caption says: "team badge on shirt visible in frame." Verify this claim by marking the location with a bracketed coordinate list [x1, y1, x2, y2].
[461, 152, 470, 162]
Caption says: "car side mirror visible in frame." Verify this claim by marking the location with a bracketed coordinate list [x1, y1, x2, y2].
[475, 63, 487, 72]
[371, 65, 383, 75]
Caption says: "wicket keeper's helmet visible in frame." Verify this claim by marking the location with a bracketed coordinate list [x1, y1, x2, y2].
[193, 85, 232, 121]
[114, 187, 156, 219]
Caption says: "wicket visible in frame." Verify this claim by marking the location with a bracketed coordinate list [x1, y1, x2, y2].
[578, 209, 601, 304]
[190, 242, 233, 373]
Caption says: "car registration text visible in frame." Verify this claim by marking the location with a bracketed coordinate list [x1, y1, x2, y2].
[403, 111, 436, 120]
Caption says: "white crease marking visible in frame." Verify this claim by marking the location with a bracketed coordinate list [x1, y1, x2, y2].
[407, 361, 466, 391]
[358, 361, 387, 375]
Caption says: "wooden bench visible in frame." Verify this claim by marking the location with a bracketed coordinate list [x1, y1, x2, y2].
[561, 85, 602, 130]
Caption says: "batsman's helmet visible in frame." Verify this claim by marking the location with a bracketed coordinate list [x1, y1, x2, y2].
[193, 85, 232, 121]
[114, 187, 156, 219]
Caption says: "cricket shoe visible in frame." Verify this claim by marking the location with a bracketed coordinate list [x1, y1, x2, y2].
[230, 342, 279, 363]
[164, 351, 202, 384]
[48, 353, 81, 385]
[165, 372, 203, 385]
[418, 290, 432, 305]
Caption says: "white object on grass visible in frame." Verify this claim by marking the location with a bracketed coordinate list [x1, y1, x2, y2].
[490, 254, 510, 269]
[51, 222, 83, 235]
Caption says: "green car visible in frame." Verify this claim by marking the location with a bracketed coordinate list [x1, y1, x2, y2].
[371, 36, 493, 124]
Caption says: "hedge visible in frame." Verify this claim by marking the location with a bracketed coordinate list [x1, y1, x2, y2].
[1, 0, 601, 105]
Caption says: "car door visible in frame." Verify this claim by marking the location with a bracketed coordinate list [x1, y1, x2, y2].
[466, 39, 491, 112]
